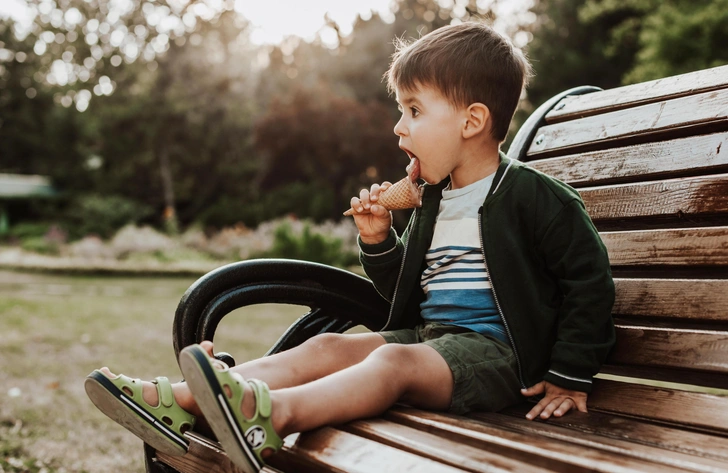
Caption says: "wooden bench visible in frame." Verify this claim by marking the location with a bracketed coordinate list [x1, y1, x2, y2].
[145, 64, 728, 473]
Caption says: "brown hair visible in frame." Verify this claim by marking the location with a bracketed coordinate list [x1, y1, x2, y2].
[386, 22, 532, 142]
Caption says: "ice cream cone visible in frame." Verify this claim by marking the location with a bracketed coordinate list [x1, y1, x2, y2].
[344, 176, 422, 216]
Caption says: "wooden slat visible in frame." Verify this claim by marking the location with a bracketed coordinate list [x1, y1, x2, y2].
[527, 132, 728, 186]
[545, 65, 728, 123]
[599, 365, 728, 392]
[613, 278, 728, 321]
[587, 379, 728, 433]
[385, 408, 690, 473]
[608, 323, 728, 375]
[480, 408, 728, 472]
[269, 426, 467, 473]
[527, 89, 728, 158]
[155, 432, 244, 473]
[600, 227, 728, 266]
[343, 418, 548, 472]
[580, 174, 728, 221]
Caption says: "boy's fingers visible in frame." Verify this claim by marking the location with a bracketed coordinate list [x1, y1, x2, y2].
[370, 205, 391, 218]
[552, 398, 575, 417]
[575, 396, 588, 413]
[521, 382, 545, 396]
[370, 183, 381, 200]
[538, 397, 564, 419]
[359, 188, 371, 209]
[350, 197, 364, 213]
[525, 397, 549, 420]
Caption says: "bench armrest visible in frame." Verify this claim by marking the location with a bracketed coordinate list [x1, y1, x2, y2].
[172, 259, 390, 359]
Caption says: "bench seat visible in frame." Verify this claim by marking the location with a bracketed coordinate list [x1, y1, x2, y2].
[146, 64, 728, 473]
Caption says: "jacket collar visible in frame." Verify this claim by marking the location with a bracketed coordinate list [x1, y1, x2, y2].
[421, 151, 516, 199]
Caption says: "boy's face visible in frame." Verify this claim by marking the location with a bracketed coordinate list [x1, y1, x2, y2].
[394, 83, 466, 185]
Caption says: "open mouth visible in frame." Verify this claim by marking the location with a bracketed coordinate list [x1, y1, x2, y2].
[402, 148, 420, 182]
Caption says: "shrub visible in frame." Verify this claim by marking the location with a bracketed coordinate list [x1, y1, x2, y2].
[253, 222, 358, 267]
[65, 194, 153, 239]
[20, 236, 60, 255]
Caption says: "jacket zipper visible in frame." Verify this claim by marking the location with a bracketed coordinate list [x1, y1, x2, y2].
[382, 207, 420, 331]
[478, 208, 526, 389]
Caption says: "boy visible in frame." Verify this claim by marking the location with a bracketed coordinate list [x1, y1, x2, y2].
[85, 22, 615, 473]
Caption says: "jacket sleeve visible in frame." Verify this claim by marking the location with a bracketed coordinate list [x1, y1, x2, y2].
[538, 199, 616, 393]
[358, 225, 408, 303]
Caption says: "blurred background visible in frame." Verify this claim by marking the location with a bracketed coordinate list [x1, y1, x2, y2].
[0, 0, 727, 472]
[1, 0, 726, 268]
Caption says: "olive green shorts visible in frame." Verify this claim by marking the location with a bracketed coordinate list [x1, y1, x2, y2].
[379, 323, 523, 415]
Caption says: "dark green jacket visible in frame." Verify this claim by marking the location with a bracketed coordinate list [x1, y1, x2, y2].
[359, 154, 616, 393]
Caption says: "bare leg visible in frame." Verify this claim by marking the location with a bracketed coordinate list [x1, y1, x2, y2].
[267, 343, 454, 437]
[102, 332, 387, 417]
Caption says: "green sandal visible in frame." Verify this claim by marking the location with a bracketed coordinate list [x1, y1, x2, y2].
[85, 370, 195, 456]
[179, 345, 282, 473]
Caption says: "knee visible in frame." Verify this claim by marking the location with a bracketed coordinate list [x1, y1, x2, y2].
[367, 343, 417, 367]
[302, 332, 348, 355]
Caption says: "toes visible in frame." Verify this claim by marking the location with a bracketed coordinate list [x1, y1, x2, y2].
[100, 367, 116, 378]
[200, 340, 214, 357]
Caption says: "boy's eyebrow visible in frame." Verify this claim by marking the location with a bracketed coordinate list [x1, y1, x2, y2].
[396, 96, 420, 106]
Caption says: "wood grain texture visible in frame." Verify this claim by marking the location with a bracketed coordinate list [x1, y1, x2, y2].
[545, 65, 728, 123]
[385, 408, 691, 473]
[608, 323, 728, 374]
[343, 418, 547, 472]
[580, 174, 728, 221]
[527, 89, 728, 158]
[588, 379, 728, 433]
[154, 433, 244, 473]
[526, 132, 728, 187]
[612, 278, 728, 321]
[600, 227, 728, 266]
[270, 426, 467, 473]
[478, 407, 728, 472]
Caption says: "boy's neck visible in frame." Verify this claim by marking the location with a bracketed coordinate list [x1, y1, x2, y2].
[449, 144, 501, 190]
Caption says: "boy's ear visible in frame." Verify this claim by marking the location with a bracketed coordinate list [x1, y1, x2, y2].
[462, 103, 491, 139]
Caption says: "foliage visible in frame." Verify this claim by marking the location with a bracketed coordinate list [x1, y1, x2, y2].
[3, 0, 727, 235]
[20, 236, 60, 255]
[65, 194, 153, 239]
[254, 222, 358, 268]
[525, 0, 728, 107]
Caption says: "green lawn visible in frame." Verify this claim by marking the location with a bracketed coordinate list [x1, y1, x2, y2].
[0, 270, 306, 473]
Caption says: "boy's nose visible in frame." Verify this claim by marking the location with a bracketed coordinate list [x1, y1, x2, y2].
[393, 117, 407, 136]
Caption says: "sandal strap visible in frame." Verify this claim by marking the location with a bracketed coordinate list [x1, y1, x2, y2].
[153, 377, 175, 408]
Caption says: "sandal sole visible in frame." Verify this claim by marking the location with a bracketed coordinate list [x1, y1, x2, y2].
[179, 346, 262, 473]
[84, 372, 188, 456]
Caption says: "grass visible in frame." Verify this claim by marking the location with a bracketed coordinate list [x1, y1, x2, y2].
[0, 270, 307, 473]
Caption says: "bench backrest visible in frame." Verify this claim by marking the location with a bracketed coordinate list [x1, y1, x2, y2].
[515, 65, 728, 436]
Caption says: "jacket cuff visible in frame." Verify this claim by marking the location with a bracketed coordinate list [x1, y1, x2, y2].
[358, 229, 399, 260]
[543, 369, 593, 393]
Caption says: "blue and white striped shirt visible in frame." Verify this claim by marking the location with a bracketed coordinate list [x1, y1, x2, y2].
[420, 173, 508, 344]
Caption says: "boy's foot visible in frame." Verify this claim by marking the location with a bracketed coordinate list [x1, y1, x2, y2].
[84, 369, 196, 456]
[179, 344, 282, 473]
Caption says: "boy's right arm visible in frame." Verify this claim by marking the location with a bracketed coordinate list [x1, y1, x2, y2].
[350, 183, 405, 302]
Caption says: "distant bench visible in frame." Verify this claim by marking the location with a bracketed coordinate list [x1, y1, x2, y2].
[146, 64, 728, 473]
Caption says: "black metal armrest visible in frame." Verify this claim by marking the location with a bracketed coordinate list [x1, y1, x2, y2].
[172, 259, 390, 360]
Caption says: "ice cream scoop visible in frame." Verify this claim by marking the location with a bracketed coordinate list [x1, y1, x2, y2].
[344, 158, 422, 216]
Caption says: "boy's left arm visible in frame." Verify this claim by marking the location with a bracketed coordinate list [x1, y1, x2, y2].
[528, 198, 616, 419]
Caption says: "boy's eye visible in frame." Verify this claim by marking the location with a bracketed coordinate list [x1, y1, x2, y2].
[410, 107, 420, 117]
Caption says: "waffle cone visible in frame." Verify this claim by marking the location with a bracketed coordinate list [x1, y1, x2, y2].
[344, 176, 422, 216]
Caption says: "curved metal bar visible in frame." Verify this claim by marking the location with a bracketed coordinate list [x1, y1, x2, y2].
[172, 259, 390, 359]
[507, 86, 602, 162]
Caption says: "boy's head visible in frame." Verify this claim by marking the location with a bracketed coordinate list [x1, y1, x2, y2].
[386, 22, 532, 143]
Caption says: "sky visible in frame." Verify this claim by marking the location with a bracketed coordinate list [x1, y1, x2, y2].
[0, 0, 397, 46]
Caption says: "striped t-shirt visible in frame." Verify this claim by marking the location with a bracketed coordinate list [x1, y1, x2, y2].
[419, 173, 508, 344]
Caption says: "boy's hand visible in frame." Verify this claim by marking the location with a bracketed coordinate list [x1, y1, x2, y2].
[350, 182, 393, 245]
[521, 381, 588, 420]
